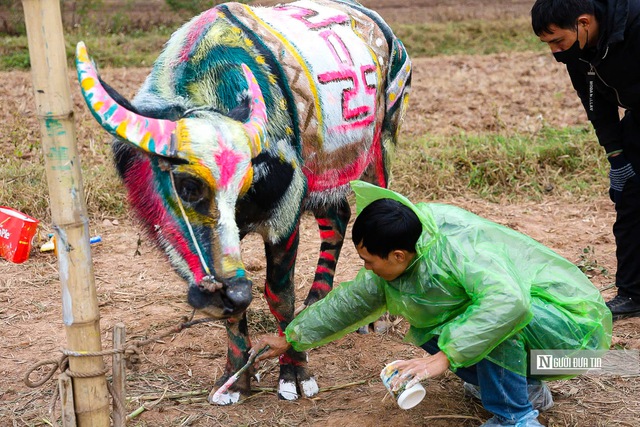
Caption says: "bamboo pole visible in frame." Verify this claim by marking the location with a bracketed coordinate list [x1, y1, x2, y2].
[21, 1, 110, 425]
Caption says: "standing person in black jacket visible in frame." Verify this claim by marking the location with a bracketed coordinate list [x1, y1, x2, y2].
[531, 0, 640, 320]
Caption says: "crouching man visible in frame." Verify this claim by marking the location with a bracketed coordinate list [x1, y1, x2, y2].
[253, 181, 612, 427]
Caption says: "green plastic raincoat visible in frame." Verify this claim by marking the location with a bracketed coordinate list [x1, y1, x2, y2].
[285, 181, 612, 379]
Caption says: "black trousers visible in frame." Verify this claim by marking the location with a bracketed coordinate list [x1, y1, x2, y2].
[615, 112, 640, 300]
[614, 178, 640, 300]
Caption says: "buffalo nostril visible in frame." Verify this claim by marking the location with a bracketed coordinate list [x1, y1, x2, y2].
[220, 292, 236, 315]
[224, 287, 253, 311]
[221, 279, 253, 312]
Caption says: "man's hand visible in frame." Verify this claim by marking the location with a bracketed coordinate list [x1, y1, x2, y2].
[608, 152, 639, 203]
[388, 351, 450, 391]
[251, 335, 291, 362]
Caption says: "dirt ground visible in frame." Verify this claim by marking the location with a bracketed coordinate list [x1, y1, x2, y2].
[2, 1, 640, 426]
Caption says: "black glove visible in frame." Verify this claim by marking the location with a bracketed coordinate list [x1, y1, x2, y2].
[608, 152, 639, 203]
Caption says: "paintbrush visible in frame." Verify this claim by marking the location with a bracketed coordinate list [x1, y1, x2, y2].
[210, 345, 270, 401]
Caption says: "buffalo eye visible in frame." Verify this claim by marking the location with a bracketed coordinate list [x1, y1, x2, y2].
[174, 175, 208, 204]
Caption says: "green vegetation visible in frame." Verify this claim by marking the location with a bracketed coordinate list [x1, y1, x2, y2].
[395, 18, 545, 57]
[1, 31, 174, 70]
[392, 126, 607, 203]
[576, 246, 610, 277]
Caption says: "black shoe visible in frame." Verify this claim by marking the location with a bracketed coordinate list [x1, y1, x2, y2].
[606, 295, 640, 320]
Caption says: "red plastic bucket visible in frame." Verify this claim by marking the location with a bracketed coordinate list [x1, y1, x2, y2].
[0, 206, 39, 264]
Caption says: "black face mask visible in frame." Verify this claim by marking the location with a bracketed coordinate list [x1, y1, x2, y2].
[553, 38, 582, 64]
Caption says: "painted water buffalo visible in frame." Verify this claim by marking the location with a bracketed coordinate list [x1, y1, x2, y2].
[76, 0, 411, 404]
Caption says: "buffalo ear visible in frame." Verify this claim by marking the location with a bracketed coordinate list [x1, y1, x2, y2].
[227, 94, 252, 122]
[99, 77, 137, 113]
[100, 78, 187, 122]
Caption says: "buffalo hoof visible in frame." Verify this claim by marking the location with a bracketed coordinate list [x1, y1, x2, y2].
[278, 378, 298, 400]
[207, 388, 241, 405]
[300, 376, 319, 397]
[278, 364, 319, 400]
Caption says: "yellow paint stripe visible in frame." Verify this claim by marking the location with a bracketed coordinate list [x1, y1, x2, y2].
[116, 121, 128, 139]
[241, 5, 324, 147]
[80, 76, 95, 91]
[176, 120, 190, 150]
[240, 166, 254, 195]
[77, 45, 89, 63]
[176, 162, 218, 192]
[140, 132, 151, 150]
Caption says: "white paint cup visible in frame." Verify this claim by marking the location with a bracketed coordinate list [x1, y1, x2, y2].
[380, 361, 426, 410]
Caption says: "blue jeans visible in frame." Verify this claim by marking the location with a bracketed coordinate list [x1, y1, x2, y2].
[421, 337, 537, 422]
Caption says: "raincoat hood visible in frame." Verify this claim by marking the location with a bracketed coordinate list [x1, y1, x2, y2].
[351, 180, 437, 259]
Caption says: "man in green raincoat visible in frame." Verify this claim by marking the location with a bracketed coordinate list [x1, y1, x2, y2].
[253, 181, 612, 427]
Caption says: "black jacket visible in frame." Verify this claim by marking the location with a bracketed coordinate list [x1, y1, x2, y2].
[566, 0, 640, 155]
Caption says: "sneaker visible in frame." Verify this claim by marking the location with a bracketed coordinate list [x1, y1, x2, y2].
[464, 382, 553, 412]
[481, 410, 544, 426]
[606, 295, 640, 320]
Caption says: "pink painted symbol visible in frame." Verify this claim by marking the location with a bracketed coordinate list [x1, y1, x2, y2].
[316, 29, 377, 131]
[274, 5, 348, 29]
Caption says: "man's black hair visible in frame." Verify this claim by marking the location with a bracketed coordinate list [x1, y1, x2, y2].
[531, 0, 595, 36]
[351, 198, 421, 259]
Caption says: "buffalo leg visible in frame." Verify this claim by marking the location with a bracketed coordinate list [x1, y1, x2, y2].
[263, 224, 319, 400]
[304, 197, 351, 307]
[208, 314, 252, 405]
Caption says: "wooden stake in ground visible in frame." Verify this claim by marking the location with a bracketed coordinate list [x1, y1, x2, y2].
[21, 0, 110, 425]
[112, 323, 127, 427]
[58, 373, 77, 427]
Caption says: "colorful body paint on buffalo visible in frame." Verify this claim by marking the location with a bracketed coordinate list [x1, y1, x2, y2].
[76, 0, 411, 406]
